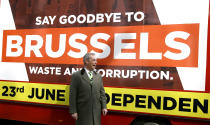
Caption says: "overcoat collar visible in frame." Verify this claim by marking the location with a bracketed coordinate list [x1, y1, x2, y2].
[81, 68, 97, 75]
[81, 68, 97, 84]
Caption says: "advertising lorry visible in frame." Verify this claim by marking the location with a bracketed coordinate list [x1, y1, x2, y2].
[0, 0, 210, 124]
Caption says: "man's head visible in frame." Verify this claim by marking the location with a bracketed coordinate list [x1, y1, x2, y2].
[83, 53, 97, 71]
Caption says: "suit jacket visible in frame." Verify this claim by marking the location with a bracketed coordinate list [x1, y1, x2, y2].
[69, 68, 107, 125]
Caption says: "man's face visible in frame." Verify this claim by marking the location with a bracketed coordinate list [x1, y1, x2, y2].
[85, 55, 97, 71]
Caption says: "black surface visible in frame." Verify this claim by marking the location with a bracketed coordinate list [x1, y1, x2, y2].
[0, 119, 46, 125]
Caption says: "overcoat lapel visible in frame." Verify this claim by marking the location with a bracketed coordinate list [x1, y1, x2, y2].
[81, 68, 91, 84]
[81, 68, 97, 85]
[92, 71, 97, 84]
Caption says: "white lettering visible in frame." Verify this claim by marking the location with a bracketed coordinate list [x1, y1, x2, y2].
[114, 33, 136, 59]
[90, 33, 111, 59]
[25, 35, 43, 57]
[140, 33, 162, 59]
[68, 33, 88, 58]
[6, 35, 23, 57]
[164, 31, 191, 60]
[46, 34, 66, 58]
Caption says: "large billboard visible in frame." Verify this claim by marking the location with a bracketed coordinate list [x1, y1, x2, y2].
[0, 0, 209, 120]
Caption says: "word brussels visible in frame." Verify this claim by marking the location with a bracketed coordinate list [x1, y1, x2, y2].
[2, 24, 198, 67]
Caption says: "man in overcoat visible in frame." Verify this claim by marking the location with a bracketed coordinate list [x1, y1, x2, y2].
[69, 53, 108, 125]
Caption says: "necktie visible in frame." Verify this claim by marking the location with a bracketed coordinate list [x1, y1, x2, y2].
[89, 72, 93, 83]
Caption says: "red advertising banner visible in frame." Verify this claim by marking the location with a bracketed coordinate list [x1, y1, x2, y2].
[2, 24, 199, 67]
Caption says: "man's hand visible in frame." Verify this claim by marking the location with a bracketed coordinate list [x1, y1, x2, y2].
[102, 109, 108, 116]
[71, 113, 78, 120]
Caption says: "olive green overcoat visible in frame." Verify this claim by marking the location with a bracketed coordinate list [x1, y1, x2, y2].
[69, 68, 107, 125]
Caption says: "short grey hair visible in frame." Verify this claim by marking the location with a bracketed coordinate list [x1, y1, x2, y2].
[83, 53, 95, 64]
